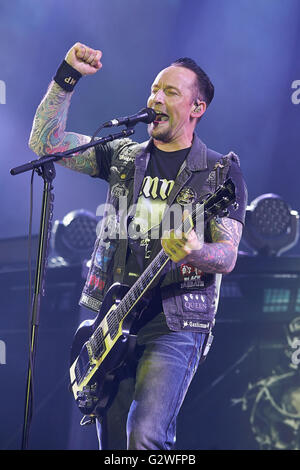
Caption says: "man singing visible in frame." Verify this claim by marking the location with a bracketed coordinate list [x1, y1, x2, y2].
[29, 43, 247, 450]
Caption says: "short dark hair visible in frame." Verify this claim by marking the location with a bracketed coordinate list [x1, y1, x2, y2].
[172, 57, 214, 106]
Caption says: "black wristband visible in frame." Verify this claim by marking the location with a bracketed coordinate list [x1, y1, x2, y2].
[53, 60, 82, 92]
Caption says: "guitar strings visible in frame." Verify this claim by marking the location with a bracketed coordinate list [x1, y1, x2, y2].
[87, 182, 234, 358]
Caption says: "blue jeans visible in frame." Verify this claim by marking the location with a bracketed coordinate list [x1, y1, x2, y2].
[96, 312, 206, 450]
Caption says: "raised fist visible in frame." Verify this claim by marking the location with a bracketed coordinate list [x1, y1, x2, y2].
[65, 42, 102, 75]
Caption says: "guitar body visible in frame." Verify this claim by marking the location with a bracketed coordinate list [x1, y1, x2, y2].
[70, 283, 149, 416]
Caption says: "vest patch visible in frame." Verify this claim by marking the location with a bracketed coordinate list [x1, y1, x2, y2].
[182, 320, 210, 330]
[180, 264, 205, 289]
[182, 292, 207, 312]
[117, 147, 136, 163]
[111, 183, 129, 198]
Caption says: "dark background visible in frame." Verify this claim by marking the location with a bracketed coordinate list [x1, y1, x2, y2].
[0, 0, 299, 450]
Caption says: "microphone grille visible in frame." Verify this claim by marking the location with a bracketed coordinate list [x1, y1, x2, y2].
[143, 107, 157, 123]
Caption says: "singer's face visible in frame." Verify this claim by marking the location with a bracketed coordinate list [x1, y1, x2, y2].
[147, 65, 198, 149]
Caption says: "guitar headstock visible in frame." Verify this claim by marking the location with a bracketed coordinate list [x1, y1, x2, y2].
[181, 179, 236, 234]
[203, 178, 236, 222]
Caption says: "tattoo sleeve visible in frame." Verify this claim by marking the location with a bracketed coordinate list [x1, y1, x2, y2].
[185, 217, 243, 274]
[28, 81, 98, 176]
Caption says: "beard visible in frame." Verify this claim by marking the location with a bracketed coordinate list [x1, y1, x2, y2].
[147, 122, 173, 142]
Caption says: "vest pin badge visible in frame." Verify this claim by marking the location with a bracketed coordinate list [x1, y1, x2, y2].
[176, 187, 196, 205]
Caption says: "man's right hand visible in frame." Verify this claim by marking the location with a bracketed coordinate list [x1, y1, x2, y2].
[65, 42, 102, 76]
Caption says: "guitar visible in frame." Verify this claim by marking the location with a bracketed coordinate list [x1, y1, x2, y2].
[69, 178, 236, 417]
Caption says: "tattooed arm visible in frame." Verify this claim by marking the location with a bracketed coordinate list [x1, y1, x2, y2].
[29, 43, 102, 176]
[187, 218, 243, 273]
[162, 217, 243, 274]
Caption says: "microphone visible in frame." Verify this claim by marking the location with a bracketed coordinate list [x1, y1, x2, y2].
[103, 107, 156, 128]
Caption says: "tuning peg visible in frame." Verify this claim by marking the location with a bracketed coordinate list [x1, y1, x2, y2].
[233, 202, 239, 211]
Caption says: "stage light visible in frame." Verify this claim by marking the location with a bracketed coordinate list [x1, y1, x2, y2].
[242, 194, 299, 256]
[51, 209, 98, 264]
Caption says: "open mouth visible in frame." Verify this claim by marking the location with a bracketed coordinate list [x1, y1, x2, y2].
[154, 112, 169, 124]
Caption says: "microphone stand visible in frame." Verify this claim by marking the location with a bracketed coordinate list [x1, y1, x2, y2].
[10, 126, 135, 450]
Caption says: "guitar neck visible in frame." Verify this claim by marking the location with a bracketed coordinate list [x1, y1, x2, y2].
[116, 248, 170, 320]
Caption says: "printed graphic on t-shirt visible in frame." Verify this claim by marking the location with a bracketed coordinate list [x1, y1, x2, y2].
[127, 145, 190, 268]
[130, 175, 175, 238]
